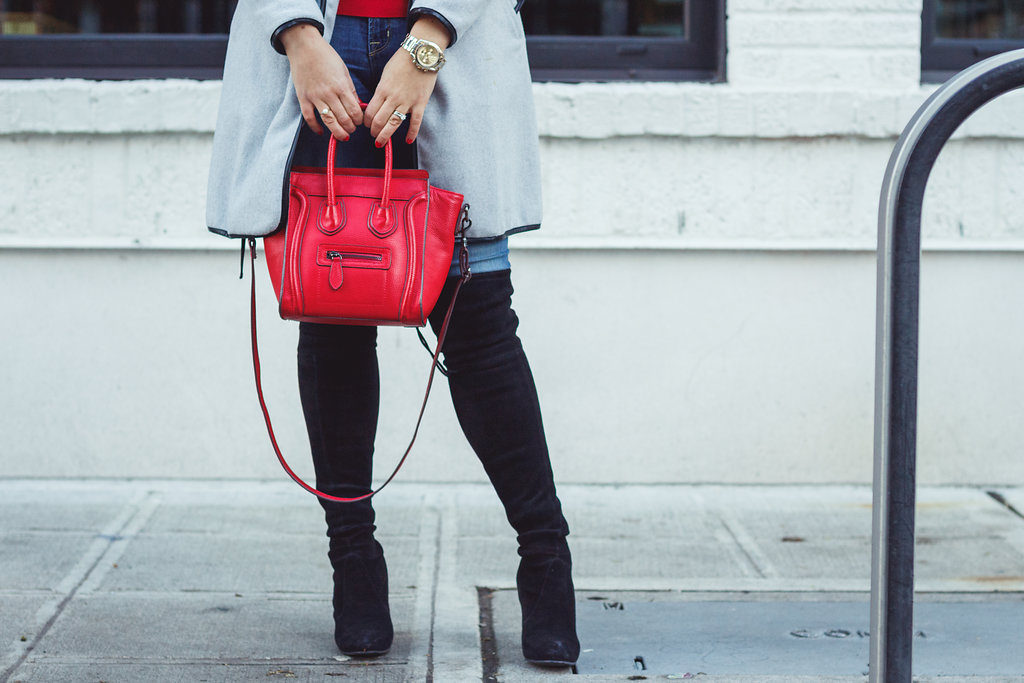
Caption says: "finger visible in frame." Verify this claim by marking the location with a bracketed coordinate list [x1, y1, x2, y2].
[337, 87, 363, 127]
[333, 62, 364, 126]
[325, 94, 356, 135]
[375, 105, 408, 147]
[369, 97, 399, 137]
[300, 99, 323, 136]
[364, 91, 385, 131]
[405, 106, 424, 144]
[315, 100, 350, 140]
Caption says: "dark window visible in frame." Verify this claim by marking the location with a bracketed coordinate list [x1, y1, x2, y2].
[0, 0, 235, 78]
[0, 0, 724, 81]
[922, 0, 1024, 82]
[522, 0, 725, 82]
[0, 0, 236, 33]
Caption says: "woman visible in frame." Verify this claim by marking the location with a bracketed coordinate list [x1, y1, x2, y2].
[206, 0, 579, 666]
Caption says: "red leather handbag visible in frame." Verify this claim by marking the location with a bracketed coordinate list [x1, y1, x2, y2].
[265, 133, 466, 325]
[247, 131, 472, 504]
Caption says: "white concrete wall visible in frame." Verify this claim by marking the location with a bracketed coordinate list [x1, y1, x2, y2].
[3, 0, 1024, 485]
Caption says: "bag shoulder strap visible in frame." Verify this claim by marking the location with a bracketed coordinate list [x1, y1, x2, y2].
[247, 233, 471, 504]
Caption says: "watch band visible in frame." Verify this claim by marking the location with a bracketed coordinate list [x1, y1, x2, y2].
[401, 33, 446, 72]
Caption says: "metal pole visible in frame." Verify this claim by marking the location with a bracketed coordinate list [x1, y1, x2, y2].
[870, 49, 1024, 682]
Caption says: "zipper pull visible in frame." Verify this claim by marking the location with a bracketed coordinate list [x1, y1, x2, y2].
[327, 250, 344, 290]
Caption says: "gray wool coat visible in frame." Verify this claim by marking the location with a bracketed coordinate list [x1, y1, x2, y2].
[205, 0, 542, 241]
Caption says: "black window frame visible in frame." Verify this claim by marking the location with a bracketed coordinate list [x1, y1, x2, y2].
[525, 0, 726, 82]
[922, 0, 1024, 83]
[0, 1, 725, 82]
[0, 34, 229, 80]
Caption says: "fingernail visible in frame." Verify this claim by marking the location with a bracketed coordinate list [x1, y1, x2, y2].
[375, 140, 382, 148]
[405, 138, 412, 144]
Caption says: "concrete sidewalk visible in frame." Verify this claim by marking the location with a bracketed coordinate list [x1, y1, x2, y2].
[1, 480, 1023, 682]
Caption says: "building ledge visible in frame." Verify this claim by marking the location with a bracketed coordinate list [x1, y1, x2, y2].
[4, 79, 1024, 140]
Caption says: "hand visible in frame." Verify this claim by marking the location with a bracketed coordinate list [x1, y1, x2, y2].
[280, 23, 363, 139]
[364, 18, 449, 146]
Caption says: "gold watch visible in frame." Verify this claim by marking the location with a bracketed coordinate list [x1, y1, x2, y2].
[401, 34, 446, 72]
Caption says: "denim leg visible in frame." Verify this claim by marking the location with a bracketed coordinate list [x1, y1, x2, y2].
[428, 270, 570, 555]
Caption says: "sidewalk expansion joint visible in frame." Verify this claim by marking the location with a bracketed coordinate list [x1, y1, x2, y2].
[406, 501, 442, 683]
[716, 513, 771, 579]
[0, 490, 161, 683]
[477, 587, 499, 683]
[426, 512, 442, 683]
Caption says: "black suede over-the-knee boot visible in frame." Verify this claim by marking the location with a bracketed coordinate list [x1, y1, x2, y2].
[429, 270, 580, 666]
[297, 322, 393, 657]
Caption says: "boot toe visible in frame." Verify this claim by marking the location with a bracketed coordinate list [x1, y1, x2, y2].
[335, 624, 393, 657]
[523, 636, 579, 666]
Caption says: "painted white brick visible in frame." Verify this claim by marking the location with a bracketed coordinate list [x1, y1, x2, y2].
[0, 135, 209, 240]
[533, 135, 1024, 246]
[729, 48, 921, 87]
[9, 81, 1024, 143]
[924, 138, 1024, 241]
[729, 14, 920, 49]
[7, 96, 1024, 249]
[956, 88, 1024, 137]
[0, 79, 220, 134]
[534, 83, 937, 140]
[714, 90, 758, 136]
[731, 0, 919, 11]
[726, 0, 922, 86]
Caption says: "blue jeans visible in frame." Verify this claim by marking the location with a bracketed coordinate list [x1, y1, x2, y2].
[291, 15, 509, 276]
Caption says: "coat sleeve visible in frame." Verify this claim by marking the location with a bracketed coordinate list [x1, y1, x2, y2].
[239, 0, 326, 54]
[408, 0, 514, 47]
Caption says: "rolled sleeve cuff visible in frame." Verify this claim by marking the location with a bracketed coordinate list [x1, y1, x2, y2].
[407, 7, 458, 46]
[271, 17, 325, 54]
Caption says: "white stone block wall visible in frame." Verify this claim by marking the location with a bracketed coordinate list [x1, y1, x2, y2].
[2, 0, 1024, 485]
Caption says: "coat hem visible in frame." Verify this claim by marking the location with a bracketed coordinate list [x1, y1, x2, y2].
[470, 223, 539, 242]
[206, 222, 540, 241]
[271, 18, 325, 54]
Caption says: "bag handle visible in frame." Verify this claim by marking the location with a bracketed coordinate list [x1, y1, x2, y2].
[247, 214, 472, 504]
[325, 103, 393, 211]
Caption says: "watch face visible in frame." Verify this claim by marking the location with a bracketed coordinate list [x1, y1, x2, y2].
[415, 44, 440, 68]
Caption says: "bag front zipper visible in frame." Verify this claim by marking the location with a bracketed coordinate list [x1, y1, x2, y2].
[325, 250, 386, 290]
[325, 250, 383, 263]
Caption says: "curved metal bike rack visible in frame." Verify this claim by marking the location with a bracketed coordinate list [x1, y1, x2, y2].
[871, 48, 1024, 682]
